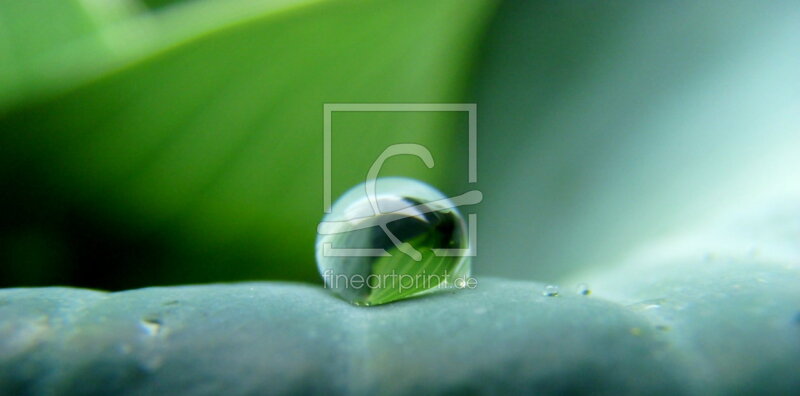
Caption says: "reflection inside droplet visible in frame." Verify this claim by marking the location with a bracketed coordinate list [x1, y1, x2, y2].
[316, 177, 471, 306]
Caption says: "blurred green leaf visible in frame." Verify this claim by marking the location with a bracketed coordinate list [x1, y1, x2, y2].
[0, 0, 497, 287]
[140, 0, 189, 10]
[0, 0, 139, 107]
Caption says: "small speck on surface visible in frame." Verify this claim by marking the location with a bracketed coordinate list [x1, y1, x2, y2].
[575, 283, 591, 296]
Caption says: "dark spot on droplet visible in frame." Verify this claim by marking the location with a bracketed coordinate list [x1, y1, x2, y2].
[655, 325, 671, 331]
[793, 311, 800, 325]
[162, 300, 179, 306]
[542, 285, 559, 297]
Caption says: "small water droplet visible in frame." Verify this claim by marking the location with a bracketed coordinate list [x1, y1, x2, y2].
[542, 285, 559, 297]
[316, 177, 473, 306]
[140, 317, 163, 336]
[575, 283, 591, 296]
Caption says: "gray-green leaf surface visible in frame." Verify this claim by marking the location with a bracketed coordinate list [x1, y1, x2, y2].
[4, 202, 797, 395]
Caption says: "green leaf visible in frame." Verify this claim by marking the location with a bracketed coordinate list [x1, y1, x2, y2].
[362, 232, 464, 306]
[0, 0, 139, 107]
[0, 0, 498, 286]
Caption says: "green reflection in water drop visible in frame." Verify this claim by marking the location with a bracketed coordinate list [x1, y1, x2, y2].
[316, 178, 471, 306]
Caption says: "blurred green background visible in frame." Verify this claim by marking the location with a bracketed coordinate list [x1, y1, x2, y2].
[1, 0, 798, 291]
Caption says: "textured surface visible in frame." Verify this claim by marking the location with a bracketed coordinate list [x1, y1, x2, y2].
[2, 263, 798, 395]
[0, 281, 682, 395]
[4, 200, 798, 395]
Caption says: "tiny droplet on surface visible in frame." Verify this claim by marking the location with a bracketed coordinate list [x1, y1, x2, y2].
[542, 284, 559, 297]
[139, 317, 162, 336]
[575, 283, 591, 296]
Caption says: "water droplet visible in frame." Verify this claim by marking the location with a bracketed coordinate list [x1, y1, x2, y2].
[140, 317, 163, 336]
[575, 283, 591, 296]
[542, 285, 559, 297]
[316, 177, 472, 306]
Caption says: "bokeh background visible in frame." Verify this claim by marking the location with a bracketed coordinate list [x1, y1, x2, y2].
[1, 0, 799, 291]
